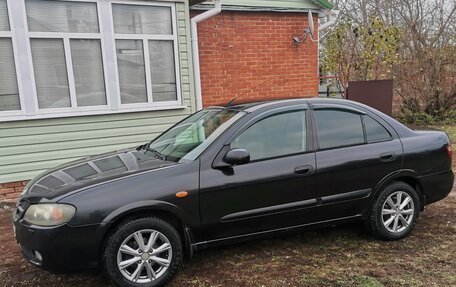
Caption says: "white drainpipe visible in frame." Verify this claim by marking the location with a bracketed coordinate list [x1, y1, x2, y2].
[317, 10, 339, 80]
[318, 10, 339, 35]
[191, 0, 222, 111]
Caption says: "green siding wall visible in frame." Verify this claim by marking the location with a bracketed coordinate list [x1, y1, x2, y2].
[195, 0, 329, 10]
[0, 1, 195, 183]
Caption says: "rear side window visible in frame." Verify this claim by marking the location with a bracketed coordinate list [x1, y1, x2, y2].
[363, 116, 391, 143]
[315, 110, 364, 149]
[232, 110, 307, 161]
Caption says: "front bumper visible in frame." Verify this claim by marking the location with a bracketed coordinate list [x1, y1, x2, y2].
[13, 212, 101, 272]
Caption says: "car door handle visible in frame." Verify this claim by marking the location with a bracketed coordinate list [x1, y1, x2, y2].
[379, 152, 396, 162]
[294, 165, 314, 175]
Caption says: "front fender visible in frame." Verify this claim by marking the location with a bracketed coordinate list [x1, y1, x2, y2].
[93, 200, 193, 259]
[99, 200, 189, 227]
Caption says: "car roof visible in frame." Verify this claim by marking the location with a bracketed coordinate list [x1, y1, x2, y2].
[211, 97, 360, 112]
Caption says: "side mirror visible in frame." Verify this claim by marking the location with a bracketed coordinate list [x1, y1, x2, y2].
[224, 148, 250, 165]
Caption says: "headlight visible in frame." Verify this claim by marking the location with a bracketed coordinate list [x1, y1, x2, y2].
[23, 204, 76, 226]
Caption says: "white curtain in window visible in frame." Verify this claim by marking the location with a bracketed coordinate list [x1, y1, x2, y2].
[116, 40, 147, 104]
[0, 0, 10, 31]
[26, 0, 99, 33]
[112, 4, 172, 35]
[31, 39, 71, 109]
[0, 38, 20, 111]
[149, 41, 177, 102]
[71, 39, 106, 106]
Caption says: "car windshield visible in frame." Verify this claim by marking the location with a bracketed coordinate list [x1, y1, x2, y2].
[148, 108, 244, 162]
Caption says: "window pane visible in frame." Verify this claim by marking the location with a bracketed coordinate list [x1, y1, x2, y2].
[31, 38, 71, 109]
[26, 0, 99, 33]
[364, 116, 391, 143]
[112, 4, 172, 35]
[233, 111, 307, 161]
[116, 40, 147, 104]
[315, 110, 365, 149]
[71, 39, 106, 106]
[0, 38, 20, 111]
[0, 0, 10, 31]
[149, 41, 177, 102]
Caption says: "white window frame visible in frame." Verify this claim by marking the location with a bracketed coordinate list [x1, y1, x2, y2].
[0, 0, 184, 122]
[0, 0, 25, 117]
[110, 0, 182, 109]
[27, 0, 110, 114]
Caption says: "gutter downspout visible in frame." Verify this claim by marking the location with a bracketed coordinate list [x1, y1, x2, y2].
[191, 0, 222, 111]
[318, 10, 339, 37]
[317, 9, 339, 87]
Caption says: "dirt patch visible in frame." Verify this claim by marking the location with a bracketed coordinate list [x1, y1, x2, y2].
[1, 186, 455, 287]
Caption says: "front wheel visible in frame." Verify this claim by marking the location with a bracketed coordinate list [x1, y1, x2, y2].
[103, 217, 183, 287]
[368, 182, 420, 240]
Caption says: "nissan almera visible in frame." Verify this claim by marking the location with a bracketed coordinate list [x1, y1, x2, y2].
[13, 98, 454, 287]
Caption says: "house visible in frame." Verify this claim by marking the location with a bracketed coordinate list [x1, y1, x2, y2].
[0, 0, 333, 201]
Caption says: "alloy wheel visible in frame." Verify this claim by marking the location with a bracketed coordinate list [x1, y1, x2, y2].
[381, 191, 415, 233]
[117, 229, 172, 284]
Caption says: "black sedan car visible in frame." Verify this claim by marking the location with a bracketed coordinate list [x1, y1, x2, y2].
[13, 98, 453, 287]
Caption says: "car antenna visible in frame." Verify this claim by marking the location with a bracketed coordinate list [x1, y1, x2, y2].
[227, 96, 241, 106]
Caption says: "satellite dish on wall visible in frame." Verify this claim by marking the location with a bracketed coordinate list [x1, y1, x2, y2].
[292, 10, 317, 46]
[308, 10, 315, 37]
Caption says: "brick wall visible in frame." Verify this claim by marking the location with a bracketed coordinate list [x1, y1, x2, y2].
[195, 11, 319, 107]
[0, 181, 28, 203]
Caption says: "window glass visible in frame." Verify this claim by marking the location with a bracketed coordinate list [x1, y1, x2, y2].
[0, 38, 20, 111]
[26, 0, 99, 33]
[112, 4, 172, 35]
[30, 39, 71, 109]
[149, 41, 177, 102]
[0, 0, 10, 31]
[315, 110, 364, 149]
[364, 116, 391, 143]
[150, 109, 242, 162]
[116, 39, 148, 104]
[232, 111, 307, 161]
[71, 39, 106, 106]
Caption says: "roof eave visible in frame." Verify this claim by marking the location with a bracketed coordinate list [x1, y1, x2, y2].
[190, 0, 334, 10]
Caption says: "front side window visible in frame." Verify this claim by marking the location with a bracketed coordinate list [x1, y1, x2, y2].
[113, 4, 178, 104]
[0, 0, 20, 112]
[149, 109, 244, 162]
[26, 0, 106, 109]
[232, 110, 307, 161]
[315, 109, 364, 149]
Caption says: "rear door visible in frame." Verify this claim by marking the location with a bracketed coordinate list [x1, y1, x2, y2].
[198, 106, 318, 240]
[311, 105, 403, 221]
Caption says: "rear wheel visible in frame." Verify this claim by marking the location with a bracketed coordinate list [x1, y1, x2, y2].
[103, 217, 183, 287]
[368, 182, 419, 240]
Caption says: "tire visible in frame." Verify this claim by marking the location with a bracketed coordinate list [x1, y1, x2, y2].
[368, 182, 420, 240]
[103, 217, 183, 287]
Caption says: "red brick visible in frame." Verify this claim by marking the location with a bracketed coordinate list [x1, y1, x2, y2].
[4, 182, 22, 188]
[194, 11, 319, 107]
[4, 192, 20, 200]
[14, 186, 24, 192]
[0, 188, 15, 195]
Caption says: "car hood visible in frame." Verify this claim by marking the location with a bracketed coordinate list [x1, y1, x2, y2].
[22, 148, 179, 201]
